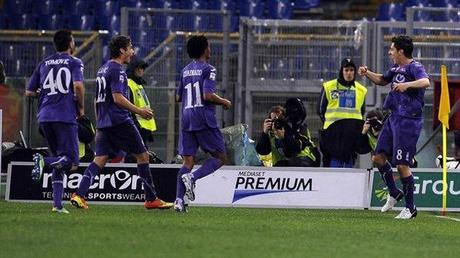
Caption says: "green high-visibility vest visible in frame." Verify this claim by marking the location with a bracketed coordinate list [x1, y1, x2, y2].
[269, 130, 317, 165]
[322, 79, 367, 129]
[128, 79, 157, 132]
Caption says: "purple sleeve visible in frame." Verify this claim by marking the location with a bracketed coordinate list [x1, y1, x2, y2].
[26, 65, 40, 91]
[111, 69, 126, 93]
[72, 58, 84, 82]
[203, 67, 216, 93]
[412, 62, 429, 80]
[382, 69, 393, 84]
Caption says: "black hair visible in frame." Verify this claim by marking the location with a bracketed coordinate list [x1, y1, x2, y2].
[338, 58, 356, 86]
[392, 35, 413, 58]
[53, 30, 73, 52]
[187, 35, 208, 59]
[109, 35, 131, 59]
[285, 98, 307, 127]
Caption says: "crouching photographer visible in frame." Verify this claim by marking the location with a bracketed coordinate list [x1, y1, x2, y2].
[359, 109, 384, 153]
[256, 98, 320, 167]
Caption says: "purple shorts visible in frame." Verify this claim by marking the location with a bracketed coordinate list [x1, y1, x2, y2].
[375, 113, 423, 166]
[95, 121, 146, 156]
[179, 128, 225, 156]
[39, 122, 79, 166]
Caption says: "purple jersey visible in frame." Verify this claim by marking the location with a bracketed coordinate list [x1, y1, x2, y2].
[27, 53, 84, 124]
[95, 60, 131, 128]
[177, 60, 218, 131]
[382, 60, 429, 118]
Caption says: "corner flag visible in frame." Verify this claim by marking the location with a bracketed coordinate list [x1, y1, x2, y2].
[439, 65, 450, 129]
[439, 65, 450, 215]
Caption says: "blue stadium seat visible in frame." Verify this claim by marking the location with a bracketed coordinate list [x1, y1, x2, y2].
[119, 0, 139, 8]
[207, 0, 237, 12]
[137, 14, 150, 31]
[240, 0, 266, 18]
[51, 15, 70, 30]
[377, 3, 390, 21]
[136, 0, 157, 8]
[403, 0, 430, 7]
[192, 0, 207, 10]
[231, 15, 239, 32]
[4, 0, 29, 15]
[377, 3, 404, 21]
[65, 0, 89, 15]
[150, 0, 182, 9]
[17, 14, 38, 30]
[33, 0, 61, 15]
[165, 0, 207, 10]
[413, 10, 433, 21]
[110, 15, 121, 35]
[293, 0, 320, 10]
[81, 15, 96, 31]
[37, 15, 51, 30]
[267, 0, 293, 19]
[389, 3, 404, 21]
[0, 14, 8, 29]
[39, 44, 54, 59]
[431, 0, 458, 7]
[102, 45, 109, 62]
[68, 15, 95, 31]
[94, 0, 120, 17]
[193, 15, 209, 31]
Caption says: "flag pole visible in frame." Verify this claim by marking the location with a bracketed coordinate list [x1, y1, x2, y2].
[439, 65, 450, 216]
[441, 124, 447, 216]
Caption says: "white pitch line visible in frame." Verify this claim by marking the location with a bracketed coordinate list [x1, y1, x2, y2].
[435, 215, 460, 222]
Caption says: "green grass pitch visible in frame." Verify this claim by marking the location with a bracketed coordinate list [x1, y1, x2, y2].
[0, 201, 459, 258]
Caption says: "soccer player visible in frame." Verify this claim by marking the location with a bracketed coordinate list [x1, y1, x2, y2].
[174, 35, 232, 212]
[26, 30, 85, 214]
[358, 35, 430, 219]
[70, 35, 172, 210]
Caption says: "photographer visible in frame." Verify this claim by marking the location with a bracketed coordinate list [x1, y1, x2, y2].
[256, 99, 320, 167]
[357, 109, 384, 154]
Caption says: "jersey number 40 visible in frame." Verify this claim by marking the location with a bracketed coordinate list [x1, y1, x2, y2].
[43, 67, 71, 96]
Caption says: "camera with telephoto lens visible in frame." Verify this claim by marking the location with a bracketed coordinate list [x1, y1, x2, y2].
[367, 118, 383, 131]
[272, 117, 288, 130]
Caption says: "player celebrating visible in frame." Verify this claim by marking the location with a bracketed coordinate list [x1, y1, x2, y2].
[26, 30, 85, 214]
[174, 35, 232, 212]
[358, 35, 430, 219]
[70, 35, 172, 210]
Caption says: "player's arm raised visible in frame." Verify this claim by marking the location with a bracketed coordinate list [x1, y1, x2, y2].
[113, 92, 153, 120]
[358, 65, 388, 86]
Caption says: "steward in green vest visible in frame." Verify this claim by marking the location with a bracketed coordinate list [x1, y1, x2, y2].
[317, 58, 367, 168]
[126, 56, 157, 148]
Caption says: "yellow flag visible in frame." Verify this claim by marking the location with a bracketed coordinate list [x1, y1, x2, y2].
[439, 65, 450, 129]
